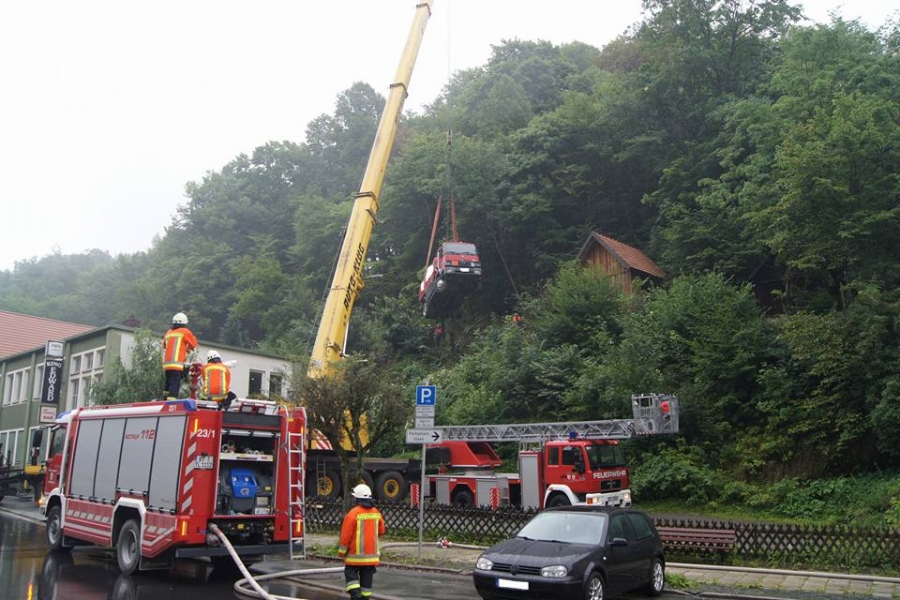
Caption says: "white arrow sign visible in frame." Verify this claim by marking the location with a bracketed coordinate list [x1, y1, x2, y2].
[405, 428, 443, 444]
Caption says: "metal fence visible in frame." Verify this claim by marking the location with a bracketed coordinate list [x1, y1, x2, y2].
[305, 498, 900, 571]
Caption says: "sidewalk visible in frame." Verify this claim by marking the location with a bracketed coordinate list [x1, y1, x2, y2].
[3, 498, 898, 599]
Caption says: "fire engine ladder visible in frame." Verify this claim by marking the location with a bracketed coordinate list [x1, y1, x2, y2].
[438, 419, 638, 443]
[286, 423, 307, 560]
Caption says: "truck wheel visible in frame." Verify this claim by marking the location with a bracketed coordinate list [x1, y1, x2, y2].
[547, 494, 571, 508]
[452, 489, 475, 507]
[375, 470, 408, 502]
[116, 519, 141, 575]
[314, 468, 342, 499]
[45, 506, 71, 552]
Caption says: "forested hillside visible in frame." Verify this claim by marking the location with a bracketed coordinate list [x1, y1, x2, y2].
[2, 1, 899, 518]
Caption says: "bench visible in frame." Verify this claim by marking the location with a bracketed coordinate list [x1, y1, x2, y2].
[656, 527, 736, 563]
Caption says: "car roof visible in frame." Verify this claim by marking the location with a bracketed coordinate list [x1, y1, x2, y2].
[542, 506, 642, 516]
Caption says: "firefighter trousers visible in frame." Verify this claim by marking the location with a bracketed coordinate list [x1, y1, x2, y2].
[344, 564, 376, 599]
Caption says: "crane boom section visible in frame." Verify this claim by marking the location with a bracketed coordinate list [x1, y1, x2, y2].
[309, 1, 434, 377]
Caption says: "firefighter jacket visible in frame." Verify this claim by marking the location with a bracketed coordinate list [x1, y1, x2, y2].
[201, 362, 231, 401]
[338, 504, 386, 566]
[163, 327, 198, 371]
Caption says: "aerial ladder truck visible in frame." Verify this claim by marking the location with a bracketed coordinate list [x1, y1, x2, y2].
[425, 393, 678, 509]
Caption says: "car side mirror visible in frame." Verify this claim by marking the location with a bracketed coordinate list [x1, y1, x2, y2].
[32, 429, 43, 448]
[610, 537, 628, 547]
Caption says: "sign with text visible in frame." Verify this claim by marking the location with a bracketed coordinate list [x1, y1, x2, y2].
[415, 405, 435, 418]
[415, 417, 435, 429]
[415, 385, 436, 406]
[39, 405, 58, 424]
[405, 428, 443, 444]
[41, 358, 64, 405]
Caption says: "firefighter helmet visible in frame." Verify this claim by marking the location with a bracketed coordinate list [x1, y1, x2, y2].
[206, 350, 221, 362]
[351, 483, 373, 499]
[172, 312, 189, 325]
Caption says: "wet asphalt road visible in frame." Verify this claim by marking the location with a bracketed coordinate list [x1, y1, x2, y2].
[0, 511, 340, 600]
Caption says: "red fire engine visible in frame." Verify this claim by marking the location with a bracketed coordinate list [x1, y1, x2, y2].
[40, 398, 306, 574]
[425, 394, 678, 509]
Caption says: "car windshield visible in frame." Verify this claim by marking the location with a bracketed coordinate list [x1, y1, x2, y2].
[517, 512, 607, 545]
[585, 444, 625, 469]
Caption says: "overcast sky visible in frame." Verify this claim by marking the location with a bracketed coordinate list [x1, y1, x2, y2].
[0, 1, 896, 273]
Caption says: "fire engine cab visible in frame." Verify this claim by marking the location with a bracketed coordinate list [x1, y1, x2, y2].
[41, 398, 306, 574]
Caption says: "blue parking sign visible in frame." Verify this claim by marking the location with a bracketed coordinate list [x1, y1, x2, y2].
[416, 385, 436, 406]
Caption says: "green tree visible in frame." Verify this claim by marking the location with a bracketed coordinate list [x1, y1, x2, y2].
[291, 358, 409, 509]
[89, 329, 166, 405]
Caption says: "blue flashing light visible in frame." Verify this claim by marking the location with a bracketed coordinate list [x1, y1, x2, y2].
[568, 430, 577, 440]
[163, 399, 197, 412]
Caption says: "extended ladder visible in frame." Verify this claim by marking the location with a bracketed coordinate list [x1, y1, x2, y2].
[438, 394, 679, 443]
[284, 409, 307, 560]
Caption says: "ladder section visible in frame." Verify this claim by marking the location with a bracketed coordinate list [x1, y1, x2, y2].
[286, 428, 307, 559]
[439, 419, 637, 443]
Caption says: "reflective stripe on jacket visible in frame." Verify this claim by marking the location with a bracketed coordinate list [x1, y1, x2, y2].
[338, 505, 385, 566]
[201, 362, 231, 401]
[163, 327, 198, 371]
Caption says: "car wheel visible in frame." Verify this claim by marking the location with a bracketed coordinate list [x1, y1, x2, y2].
[116, 519, 141, 575]
[644, 557, 665, 596]
[584, 572, 604, 600]
[45, 506, 71, 552]
[547, 494, 571, 507]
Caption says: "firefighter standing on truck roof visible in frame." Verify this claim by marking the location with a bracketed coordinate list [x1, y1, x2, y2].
[162, 312, 198, 400]
[201, 350, 236, 410]
[339, 484, 385, 600]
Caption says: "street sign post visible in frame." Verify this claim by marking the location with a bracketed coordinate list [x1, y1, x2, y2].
[405, 428, 443, 444]
[413, 384, 437, 558]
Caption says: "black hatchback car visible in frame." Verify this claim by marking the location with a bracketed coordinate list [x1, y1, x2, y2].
[473, 506, 665, 600]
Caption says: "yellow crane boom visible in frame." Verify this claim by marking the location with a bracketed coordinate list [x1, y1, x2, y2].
[309, 0, 434, 377]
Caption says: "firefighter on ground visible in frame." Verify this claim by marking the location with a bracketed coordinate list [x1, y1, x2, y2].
[338, 483, 386, 600]
[162, 312, 198, 400]
[201, 350, 236, 410]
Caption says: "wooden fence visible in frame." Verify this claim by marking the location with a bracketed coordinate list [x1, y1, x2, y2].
[305, 498, 900, 571]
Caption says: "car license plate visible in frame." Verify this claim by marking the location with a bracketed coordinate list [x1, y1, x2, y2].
[460, 267, 470, 272]
[496, 578, 528, 590]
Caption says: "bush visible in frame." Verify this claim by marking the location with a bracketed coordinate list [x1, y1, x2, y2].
[631, 442, 719, 505]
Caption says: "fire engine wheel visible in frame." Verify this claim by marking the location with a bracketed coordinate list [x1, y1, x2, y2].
[45, 506, 71, 552]
[116, 519, 141, 575]
[375, 470, 408, 502]
[547, 494, 571, 508]
[452, 489, 475, 507]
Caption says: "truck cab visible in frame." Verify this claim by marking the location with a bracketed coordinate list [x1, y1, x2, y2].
[541, 439, 630, 508]
[419, 241, 482, 318]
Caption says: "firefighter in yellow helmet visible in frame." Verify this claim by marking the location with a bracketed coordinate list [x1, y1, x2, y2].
[338, 483, 385, 600]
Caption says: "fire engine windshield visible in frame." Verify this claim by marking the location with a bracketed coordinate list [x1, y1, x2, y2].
[585, 444, 625, 470]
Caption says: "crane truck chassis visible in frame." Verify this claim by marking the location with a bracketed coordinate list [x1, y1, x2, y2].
[40, 398, 307, 574]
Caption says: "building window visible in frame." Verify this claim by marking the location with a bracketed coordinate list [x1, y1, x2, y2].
[70, 378, 81, 409]
[2, 368, 29, 406]
[83, 352, 93, 371]
[0, 429, 23, 467]
[95, 349, 105, 368]
[71, 356, 81, 374]
[249, 370, 263, 396]
[33, 365, 44, 401]
[269, 374, 283, 397]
